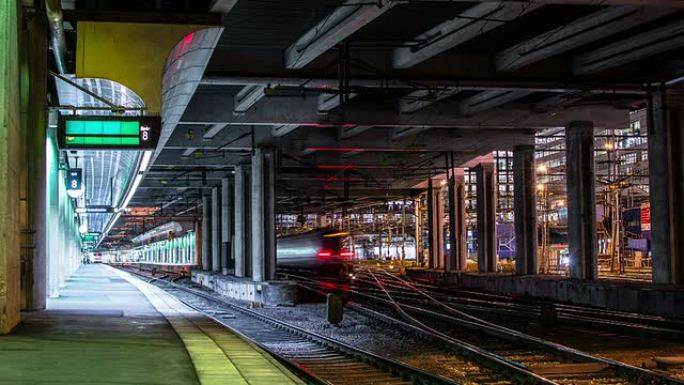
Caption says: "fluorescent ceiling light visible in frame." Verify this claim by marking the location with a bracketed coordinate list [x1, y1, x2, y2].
[120, 174, 143, 210]
[97, 211, 122, 248]
[139, 150, 153, 172]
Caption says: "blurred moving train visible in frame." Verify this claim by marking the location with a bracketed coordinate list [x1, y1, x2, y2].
[277, 229, 354, 276]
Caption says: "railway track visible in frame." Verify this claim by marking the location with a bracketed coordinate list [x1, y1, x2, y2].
[394, 275, 684, 334]
[347, 273, 684, 339]
[124, 269, 465, 385]
[292, 271, 684, 385]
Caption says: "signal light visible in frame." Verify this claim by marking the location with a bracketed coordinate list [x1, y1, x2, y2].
[317, 250, 332, 258]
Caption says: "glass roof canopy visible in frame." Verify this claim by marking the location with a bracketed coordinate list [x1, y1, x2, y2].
[55, 76, 147, 246]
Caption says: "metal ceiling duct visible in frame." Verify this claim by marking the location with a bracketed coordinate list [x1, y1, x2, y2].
[46, 0, 67, 74]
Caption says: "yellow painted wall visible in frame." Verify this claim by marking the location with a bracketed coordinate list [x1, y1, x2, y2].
[76, 22, 208, 113]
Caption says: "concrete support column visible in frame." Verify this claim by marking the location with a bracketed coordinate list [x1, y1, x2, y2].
[201, 193, 212, 271]
[211, 186, 221, 273]
[251, 148, 276, 282]
[0, 0, 22, 333]
[234, 165, 247, 277]
[317, 213, 329, 228]
[513, 145, 538, 275]
[20, 4, 48, 311]
[427, 178, 444, 269]
[648, 90, 684, 284]
[447, 173, 466, 272]
[221, 177, 233, 275]
[475, 163, 497, 273]
[194, 220, 202, 266]
[565, 121, 597, 280]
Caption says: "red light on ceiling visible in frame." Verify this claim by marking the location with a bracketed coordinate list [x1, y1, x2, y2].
[316, 165, 355, 170]
[314, 177, 361, 182]
[305, 147, 364, 152]
[181, 32, 195, 52]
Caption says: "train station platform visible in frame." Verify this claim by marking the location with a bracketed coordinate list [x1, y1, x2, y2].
[0, 264, 304, 385]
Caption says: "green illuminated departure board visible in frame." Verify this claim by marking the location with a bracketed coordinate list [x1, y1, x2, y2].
[58, 116, 161, 150]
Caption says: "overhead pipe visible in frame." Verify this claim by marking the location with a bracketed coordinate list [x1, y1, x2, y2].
[46, 0, 67, 74]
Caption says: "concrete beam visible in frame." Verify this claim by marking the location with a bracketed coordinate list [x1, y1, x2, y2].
[339, 125, 373, 140]
[390, 127, 430, 141]
[182, 92, 630, 129]
[234, 84, 265, 114]
[209, 0, 238, 13]
[272, 124, 300, 137]
[165, 124, 258, 148]
[400, 88, 460, 113]
[573, 20, 684, 75]
[154, 150, 247, 167]
[318, 93, 358, 113]
[497, 6, 675, 72]
[393, 2, 541, 69]
[201, 75, 644, 93]
[285, 0, 395, 69]
[459, 90, 533, 116]
[203, 123, 228, 139]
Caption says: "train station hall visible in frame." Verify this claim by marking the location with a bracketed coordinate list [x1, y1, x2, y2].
[1, 1, 684, 384]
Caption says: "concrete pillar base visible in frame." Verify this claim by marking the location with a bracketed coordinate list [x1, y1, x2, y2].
[191, 271, 296, 306]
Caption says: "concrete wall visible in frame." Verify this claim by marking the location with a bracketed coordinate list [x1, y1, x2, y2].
[0, 0, 23, 334]
[407, 269, 684, 318]
[46, 126, 81, 298]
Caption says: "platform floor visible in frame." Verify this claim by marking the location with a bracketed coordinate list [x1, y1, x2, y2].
[0, 264, 303, 385]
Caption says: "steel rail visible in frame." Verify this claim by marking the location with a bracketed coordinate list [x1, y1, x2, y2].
[295, 273, 684, 385]
[368, 271, 684, 385]
[126, 269, 463, 385]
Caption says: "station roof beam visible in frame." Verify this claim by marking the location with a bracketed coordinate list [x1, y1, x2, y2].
[318, 93, 359, 114]
[573, 20, 684, 76]
[285, 0, 396, 69]
[209, 0, 238, 13]
[339, 125, 373, 140]
[393, 2, 541, 69]
[272, 125, 301, 138]
[400, 88, 461, 114]
[459, 90, 534, 117]
[496, 6, 676, 72]
[233, 85, 265, 114]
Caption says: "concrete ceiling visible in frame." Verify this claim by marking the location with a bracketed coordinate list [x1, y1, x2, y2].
[76, 0, 684, 246]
